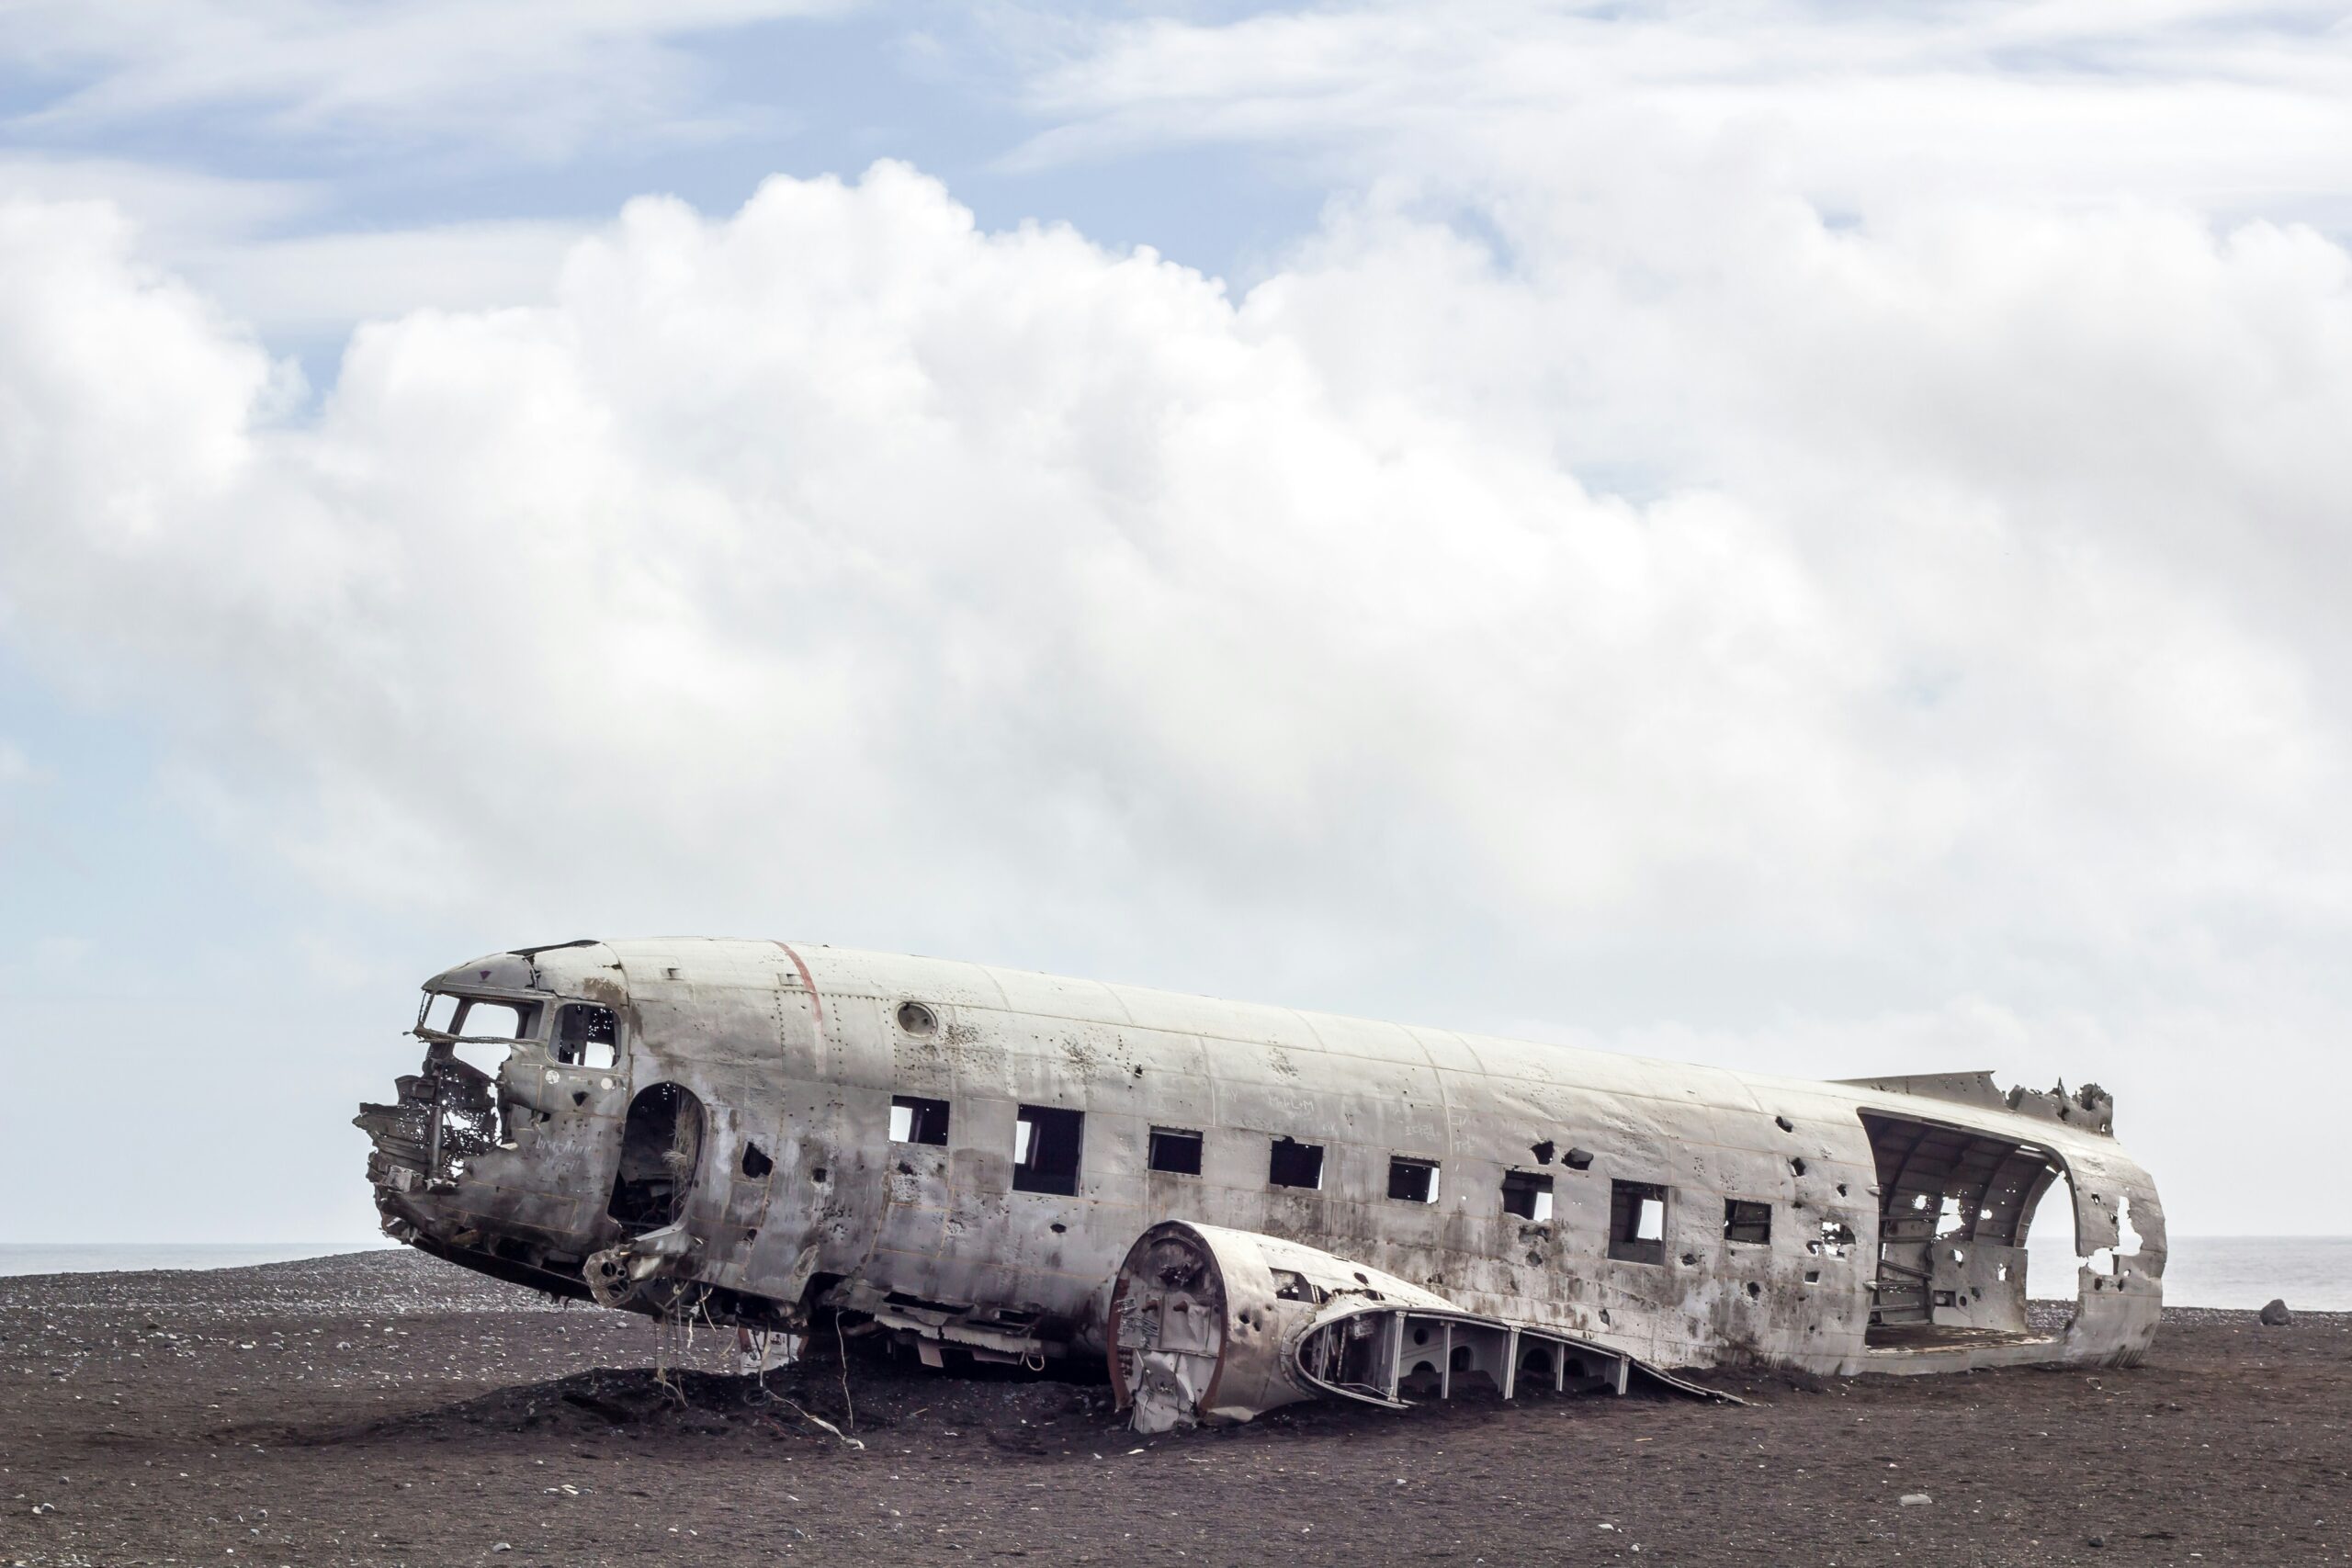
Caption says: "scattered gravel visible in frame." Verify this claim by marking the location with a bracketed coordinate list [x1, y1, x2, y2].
[2, 1251, 2346, 1566]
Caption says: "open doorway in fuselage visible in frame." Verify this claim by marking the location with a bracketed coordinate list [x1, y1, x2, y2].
[607, 1082, 707, 1233]
[1858, 1111, 2065, 1351]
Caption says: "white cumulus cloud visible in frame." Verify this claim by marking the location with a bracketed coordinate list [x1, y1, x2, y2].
[3, 118, 2349, 1224]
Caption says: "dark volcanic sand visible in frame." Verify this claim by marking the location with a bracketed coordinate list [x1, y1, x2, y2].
[2, 1253, 2345, 1567]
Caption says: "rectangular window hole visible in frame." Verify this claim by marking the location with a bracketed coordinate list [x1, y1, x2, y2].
[554, 1003, 617, 1070]
[1501, 1169, 1554, 1221]
[1388, 1156, 1440, 1203]
[1723, 1199, 1772, 1246]
[1012, 1105, 1083, 1195]
[1148, 1126, 1203, 1176]
[1268, 1136, 1324, 1190]
[889, 1095, 950, 1146]
[1609, 1180, 1668, 1264]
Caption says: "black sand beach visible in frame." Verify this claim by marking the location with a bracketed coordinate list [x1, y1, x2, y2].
[3, 1250, 2345, 1566]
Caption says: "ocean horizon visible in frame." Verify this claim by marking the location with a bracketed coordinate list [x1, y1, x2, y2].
[3, 1235, 2346, 1311]
[0, 1242, 400, 1278]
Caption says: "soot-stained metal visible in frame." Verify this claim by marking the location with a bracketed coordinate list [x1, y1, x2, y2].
[356, 938, 2165, 1431]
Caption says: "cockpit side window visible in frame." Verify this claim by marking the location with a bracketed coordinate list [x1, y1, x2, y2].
[555, 1003, 618, 1069]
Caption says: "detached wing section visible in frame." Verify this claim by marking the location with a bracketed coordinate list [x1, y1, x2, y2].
[1108, 1220, 1736, 1433]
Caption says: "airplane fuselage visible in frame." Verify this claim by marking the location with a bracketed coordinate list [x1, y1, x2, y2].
[356, 937, 2165, 1384]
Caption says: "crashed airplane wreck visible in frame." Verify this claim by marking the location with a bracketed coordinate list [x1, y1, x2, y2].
[357, 939, 2164, 1431]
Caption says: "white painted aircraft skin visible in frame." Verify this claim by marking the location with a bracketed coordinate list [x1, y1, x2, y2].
[356, 937, 2163, 1407]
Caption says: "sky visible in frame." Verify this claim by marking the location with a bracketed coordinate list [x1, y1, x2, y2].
[3, 0, 2350, 1245]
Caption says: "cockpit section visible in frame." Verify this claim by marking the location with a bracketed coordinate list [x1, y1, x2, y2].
[408, 992, 540, 1147]
[355, 944, 640, 1302]
[354, 988, 533, 1201]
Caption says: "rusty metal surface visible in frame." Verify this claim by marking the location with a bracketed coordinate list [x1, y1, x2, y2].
[356, 937, 2165, 1423]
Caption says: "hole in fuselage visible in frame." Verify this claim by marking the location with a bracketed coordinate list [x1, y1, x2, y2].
[1859, 1109, 2069, 1349]
[607, 1083, 707, 1233]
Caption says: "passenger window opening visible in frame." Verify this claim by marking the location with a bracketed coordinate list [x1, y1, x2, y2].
[554, 1003, 617, 1069]
[1500, 1169, 1554, 1221]
[1268, 1136, 1325, 1190]
[1724, 1199, 1773, 1246]
[1012, 1105, 1083, 1195]
[1148, 1126, 1204, 1176]
[889, 1095, 951, 1145]
[1609, 1180, 1668, 1264]
[1388, 1156, 1440, 1203]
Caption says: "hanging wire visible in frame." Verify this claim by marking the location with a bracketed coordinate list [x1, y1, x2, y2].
[742, 1328, 775, 1407]
[833, 1314, 856, 1434]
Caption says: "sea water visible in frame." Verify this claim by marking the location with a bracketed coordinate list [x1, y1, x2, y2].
[4, 1235, 2346, 1309]
[0, 1242, 395, 1277]
[2022, 1233, 2352, 1310]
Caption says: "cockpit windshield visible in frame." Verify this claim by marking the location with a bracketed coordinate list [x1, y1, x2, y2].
[416, 993, 537, 1038]
[416, 993, 540, 1078]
